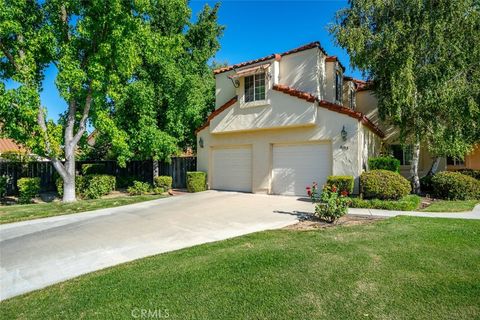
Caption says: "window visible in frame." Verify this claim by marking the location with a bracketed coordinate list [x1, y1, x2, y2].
[245, 72, 265, 102]
[335, 71, 342, 102]
[349, 88, 355, 109]
[447, 156, 465, 166]
[390, 145, 413, 165]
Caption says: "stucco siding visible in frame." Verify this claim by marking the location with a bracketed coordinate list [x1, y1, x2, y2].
[197, 105, 362, 194]
[324, 61, 335, 103]
[279, 48, 319, 95]
[215, 71, 236, 109]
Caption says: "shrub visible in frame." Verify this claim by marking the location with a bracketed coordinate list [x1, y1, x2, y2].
[186, 172, 207, 193]
[347, 195, 421, 211]
[127, 181, 151, 195]
[360, 170, 411, 200]
[152, 186, 165, 194]
[326, 176, 354, 195]
[82, 174, 116, 199]
[0, 176, 7, 198]
[154, 176, 172, 190]
[17, 177, 41, 204]
[431, 171, 480, 200]
[116, 175, 136, 189]
[56, 176, 85, 197]
[81, 163, 106, 175]
[368, 156, 400, 173]
[314, 185, 349, 222]
[456, 169, 480, 180]
[420, 175, 434, 194]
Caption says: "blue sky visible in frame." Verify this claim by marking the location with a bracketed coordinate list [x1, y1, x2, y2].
[33, 0, 361, 122]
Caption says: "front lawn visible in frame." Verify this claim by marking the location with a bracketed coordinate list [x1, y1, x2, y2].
[421, 200, 480, 212]
[1, 217, 479, 319]
[0, 194, 167, 224]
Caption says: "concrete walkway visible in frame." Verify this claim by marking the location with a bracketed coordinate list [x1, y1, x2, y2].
[0, 191, 310, 300]
[348, 204, 480, 219]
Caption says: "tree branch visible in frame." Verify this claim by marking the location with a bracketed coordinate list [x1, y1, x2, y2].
[0, 40, 19, 71]
[72, 85, 93, 146]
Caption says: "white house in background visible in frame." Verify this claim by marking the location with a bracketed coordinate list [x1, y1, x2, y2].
[195, 41, 443, 196]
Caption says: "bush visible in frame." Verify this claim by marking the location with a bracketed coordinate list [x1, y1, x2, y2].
[127, 181, 151, 195]
[420, 175, 434, 194]
[17, 177, 41, 204]
[456, 169, 480, 180]
[56, 176, 85, 197]
[431, 171, 480, 200]
[360, 170, 411, 200]
[347, 195, 421, 211]
[152, 186, 165, 195]
[116, 175, 136, 189]
[313, 185, 349, 222]
[368, 156, 400, 173]
[154, 176, 172, 190]
[326, 176, 354, 195]
[82, 174, 116, 199]
[81, 163, 106, 175]
[0, 176, 7, 198]
[186, 172, 207, 193]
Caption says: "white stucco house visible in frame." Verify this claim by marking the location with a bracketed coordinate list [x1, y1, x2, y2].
[195, 41, 445, 196]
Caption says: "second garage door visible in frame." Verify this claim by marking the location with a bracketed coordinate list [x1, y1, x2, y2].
[211, 146, 252, 192]
[272, 143, 331, 196]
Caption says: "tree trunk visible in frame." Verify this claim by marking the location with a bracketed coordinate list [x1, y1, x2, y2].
[152, 160, 159, 181]
[427, 157, 441, 176]
[62, 146, 77, 202]
[410, 142, 421, 194]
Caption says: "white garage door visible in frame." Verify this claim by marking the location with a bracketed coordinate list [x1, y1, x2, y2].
[211, 146, 252, 192]
[272, 143, 331, 196]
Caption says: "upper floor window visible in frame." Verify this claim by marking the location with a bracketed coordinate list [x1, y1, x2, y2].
[245, 72, 265, 102]
[335, 71, 342, 102]
[447, 156, 465, 166]
[391, 144, 413, 165]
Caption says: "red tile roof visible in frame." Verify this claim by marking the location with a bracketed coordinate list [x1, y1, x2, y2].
[195, 96, 238, 134]
[325, 56, 346, 71]
[0, 138, 25, 153]
[272, 85, 385, 138]
[214, 41, 327, 75]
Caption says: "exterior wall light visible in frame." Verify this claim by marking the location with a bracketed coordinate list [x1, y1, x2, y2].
[199, 137, 204, 148]
[341, 126, 348, 142]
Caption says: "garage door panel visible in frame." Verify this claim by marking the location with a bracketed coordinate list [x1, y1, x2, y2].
[212, 147, 252, 192]
[272, 143, 331, 196]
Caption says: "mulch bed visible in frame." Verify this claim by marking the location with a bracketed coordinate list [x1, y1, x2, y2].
[285, 214, 386, 231]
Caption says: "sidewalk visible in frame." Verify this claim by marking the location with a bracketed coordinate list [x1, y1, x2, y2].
[348, 204, 480, 220]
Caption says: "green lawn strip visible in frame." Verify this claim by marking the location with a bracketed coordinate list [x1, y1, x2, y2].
[0, 195, 167, 224]
[421, 200, 480, 212]
[1, 217, 479, 319]
[347, 194, 421, 211]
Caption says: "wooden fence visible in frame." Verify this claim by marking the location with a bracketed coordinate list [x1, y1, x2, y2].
[0, 157, 196, 195]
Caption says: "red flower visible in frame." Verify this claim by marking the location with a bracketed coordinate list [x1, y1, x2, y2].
[307, 190, 312, 196]
[331, 186, 337, 193]
[341, 190, 349, 197]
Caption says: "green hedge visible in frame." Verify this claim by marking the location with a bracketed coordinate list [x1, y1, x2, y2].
[326, 176, 354, 195]
[431, 171, 480, 200]
[0, 176, 7, 198]
[154, 176, 172, 190]
[347, 195, 421, 211]
[456, 169, 480, 180]
[127, 181, 151, 195]
[360, 170, 411, 200]
[17, 177, 41, 204]
[187, 172, 206, 193]
[56, 174, 115, 199]
[368, 156, 400, 173]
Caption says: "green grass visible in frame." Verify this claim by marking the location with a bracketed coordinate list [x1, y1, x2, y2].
[1, 217, 479, 319]
[0, 195, 166, 224]
[347, 194, 421, 211]
[421, 200, 480, 212]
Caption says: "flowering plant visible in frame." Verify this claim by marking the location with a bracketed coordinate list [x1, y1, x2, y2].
[307, 182, 348, 223]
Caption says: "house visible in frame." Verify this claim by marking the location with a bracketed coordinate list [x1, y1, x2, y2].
[196, 41, 478, 196]
[0, 138, 27, 159]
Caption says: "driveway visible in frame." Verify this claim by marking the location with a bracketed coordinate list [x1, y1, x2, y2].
[0, 191, 311, 300]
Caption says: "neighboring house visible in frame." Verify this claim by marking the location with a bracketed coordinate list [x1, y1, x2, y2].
[0, 138, 27, 160]
[196, 41, 478, 196]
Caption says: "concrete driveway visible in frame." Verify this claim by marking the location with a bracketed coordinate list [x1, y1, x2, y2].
[0, 191, 311, 300]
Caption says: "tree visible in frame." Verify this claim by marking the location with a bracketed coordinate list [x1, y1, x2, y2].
[331, 0, 480, 193]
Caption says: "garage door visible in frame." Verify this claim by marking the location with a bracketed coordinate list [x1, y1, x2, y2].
[211, 146, 252, 192]
[272, 143, 331, 196]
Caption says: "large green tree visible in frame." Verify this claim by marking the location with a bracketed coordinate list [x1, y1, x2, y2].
[0, 0, 222, 201]
[331, 0, 480, 192]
